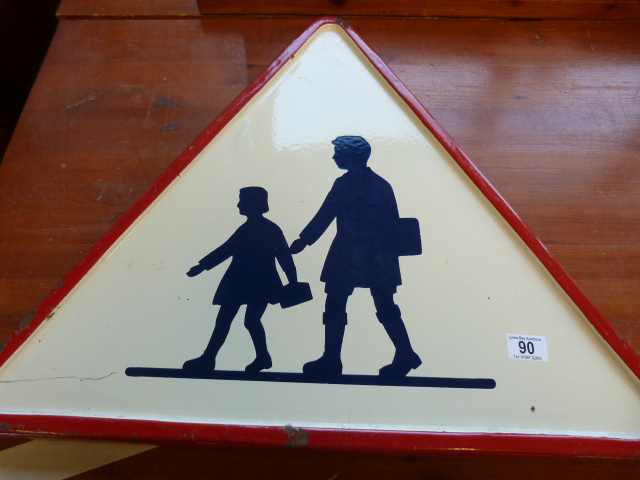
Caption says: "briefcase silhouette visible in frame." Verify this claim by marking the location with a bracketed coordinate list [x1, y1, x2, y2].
[280, 282, 313, 309]
[392, 217, 422, 256]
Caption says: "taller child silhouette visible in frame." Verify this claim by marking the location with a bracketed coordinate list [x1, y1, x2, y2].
[290, 136, 421, 379]
[184, 186, 297, 374]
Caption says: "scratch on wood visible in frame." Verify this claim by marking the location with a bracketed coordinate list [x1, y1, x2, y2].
[66, 92, 104, 110]
[160, 122, 183, 131]
[604, 1, 617, 12]
[154, 96, 184, 108]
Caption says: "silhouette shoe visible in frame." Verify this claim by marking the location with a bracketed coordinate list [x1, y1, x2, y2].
[245, 354, 272, 373]
[302, 355, 343, 378]
[379, 351, 422, 378]
[182, 355, 215, 373]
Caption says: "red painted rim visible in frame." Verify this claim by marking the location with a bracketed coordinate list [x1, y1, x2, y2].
[2, 414, 640, 459]
[1, 17, 639, 457]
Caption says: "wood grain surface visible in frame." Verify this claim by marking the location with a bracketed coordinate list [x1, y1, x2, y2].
[0, 10, 639, 478]
[57, 0, 201, 18]
[68, 445, 640, 479]
[57, 0, 640, 20]
[197, 0, 640, 20]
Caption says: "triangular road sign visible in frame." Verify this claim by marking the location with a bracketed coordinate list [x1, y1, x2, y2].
[1, 18, 639, 457]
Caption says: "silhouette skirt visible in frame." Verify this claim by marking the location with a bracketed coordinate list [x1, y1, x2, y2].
[213, 261, 283, 306]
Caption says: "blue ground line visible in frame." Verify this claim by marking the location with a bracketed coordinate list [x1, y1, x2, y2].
[125, 367, 496, 389]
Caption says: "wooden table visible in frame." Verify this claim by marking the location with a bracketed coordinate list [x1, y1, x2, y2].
[1, 1, 639, 477]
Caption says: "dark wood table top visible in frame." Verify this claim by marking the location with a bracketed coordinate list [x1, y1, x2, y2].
[1, 3, 639, 477]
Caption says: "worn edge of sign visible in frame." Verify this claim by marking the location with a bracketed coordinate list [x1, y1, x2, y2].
[0, 17, 639, 458]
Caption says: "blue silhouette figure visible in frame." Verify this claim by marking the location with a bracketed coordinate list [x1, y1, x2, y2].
[290, 136, 422, 379]
[184, 187, 298, 374]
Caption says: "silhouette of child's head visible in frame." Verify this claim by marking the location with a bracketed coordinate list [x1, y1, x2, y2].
[331, 136, 371, 170]
[238, 186, 269, 216]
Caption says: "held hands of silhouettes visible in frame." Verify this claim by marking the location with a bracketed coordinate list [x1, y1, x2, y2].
[289, 238, 307, 255]
[186, 264, 206, 277]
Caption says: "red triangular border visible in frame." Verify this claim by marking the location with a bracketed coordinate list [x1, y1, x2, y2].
[1, 17, 639, 458]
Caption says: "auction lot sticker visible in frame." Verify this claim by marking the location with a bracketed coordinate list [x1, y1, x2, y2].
[507, 334, 549, 362]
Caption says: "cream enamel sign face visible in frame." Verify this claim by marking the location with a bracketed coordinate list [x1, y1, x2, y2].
[1, 19, 639, 456]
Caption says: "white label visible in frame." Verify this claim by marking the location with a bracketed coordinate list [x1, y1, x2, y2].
[506, 334, 549, 362]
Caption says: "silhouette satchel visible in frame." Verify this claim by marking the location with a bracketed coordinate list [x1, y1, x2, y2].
[280, 282, 313, 309]
[391, 217, 422, 256]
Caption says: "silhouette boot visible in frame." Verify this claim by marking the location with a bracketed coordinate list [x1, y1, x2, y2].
[182, 353, 216, 373]
[245, 325, 272, 373]
[303, 315, 345, 378]
[183, 308, 236, 373]
[245, 354, 272, 373]
[378, 311, 422, 378]
[244, 314, 273, 373]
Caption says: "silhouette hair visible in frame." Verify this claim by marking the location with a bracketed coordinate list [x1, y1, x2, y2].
[331, 136, 372, 167]
[239, 186, 269, 214]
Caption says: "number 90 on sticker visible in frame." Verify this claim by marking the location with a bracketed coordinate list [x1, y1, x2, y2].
[506, 334, 549, 362]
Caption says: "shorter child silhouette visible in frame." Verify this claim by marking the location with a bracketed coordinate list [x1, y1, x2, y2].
[183, 186, 297, 374]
